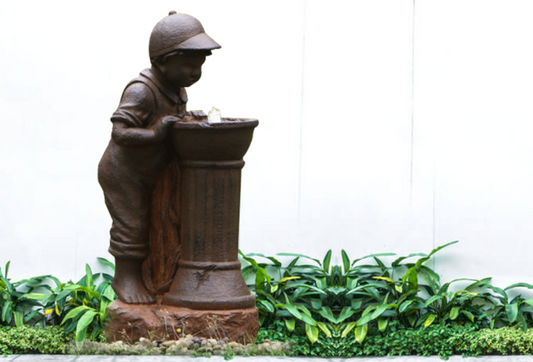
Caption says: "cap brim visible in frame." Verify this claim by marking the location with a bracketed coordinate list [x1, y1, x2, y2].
[177, 32, 221, 50]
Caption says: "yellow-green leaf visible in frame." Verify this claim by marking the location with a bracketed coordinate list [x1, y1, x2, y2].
[341, 321, 356, 338]
[317, 322, 332, 338]
[450, 306, 460, 320]
[378, 318, 388, 332]
[305, 324, 319, 344]
[355, 323, 368, 344]
[424, 314, 437, 327]
[285, 318, 295, 332]
[462, 310, 475, 323]
[279, 276, 300, 283]
[373, 276, 395, 283]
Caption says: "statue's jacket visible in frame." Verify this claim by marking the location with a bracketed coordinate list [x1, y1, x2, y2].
[98, 68, 185, 262]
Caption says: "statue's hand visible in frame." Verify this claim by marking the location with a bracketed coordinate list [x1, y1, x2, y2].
[162, 114, 183, 126]
[154, 114, 183, 140]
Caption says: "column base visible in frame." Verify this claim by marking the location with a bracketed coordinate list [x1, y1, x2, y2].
[105, 300, 259, 343]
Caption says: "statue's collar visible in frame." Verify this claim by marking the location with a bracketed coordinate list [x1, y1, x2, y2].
[140, 68, 188, 105]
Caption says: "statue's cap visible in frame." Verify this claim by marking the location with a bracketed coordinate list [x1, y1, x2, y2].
[149, 12, 221, 60]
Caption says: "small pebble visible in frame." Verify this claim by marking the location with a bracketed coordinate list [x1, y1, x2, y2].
[228, 341, 238, 348]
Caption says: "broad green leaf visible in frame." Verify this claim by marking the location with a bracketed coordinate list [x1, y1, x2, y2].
[392, 253, 427, 267]
[524, 299, 533, 307]
[305, 324, 319, 344]
[318, 307, 338, 324]
[255, 290, 276, 305]
[395, 284, 403, 293]
[418, 266, 441, 292]
[245, 253, 283, 267]
[450, 306, 460, 320]
[254, 267, 267, 291]
[296, 306, 317, 326]
[517, 313, 527, 331]
[351, 253, 396, 267]
[405, 268, 418, 290]
[415, 241, 459, 268]
[462, 310, 475, 323]
[399, 300, 415, 313]
[97, 257, 115, 271]
[378, 318, 388, 332]
[284, 318, 295, 332]
[355, 324, 368, 344]
[356, 312, 377, 326]
[1, 300, 12, 324]
[25, 309, 40, 322]
[310, 298, 322, 310]
[506, 302, 518, 323]
[13, 311, 23, 327]
[85, 264, 94, 290]
[102, 284, 116, 302]
[341, 250, 350, 274]
[322, 250, 332, 273]
[277, 253, 321, 266]
[371, 301, 390, 320]
[258, 300, 274, 314]
[397, 289, 418, 305]
[75, 310, 98, 342]
[351, 299, 362, 310]
[505, 282, 533, 291]
[424, 314, 437, 327]
[317, 322, 332, 338]
[408, 314, 417, 327]
[287, 283, 328, 295]
[425, 295, 443, 306]
[338, 307, 356, 323]
[61, 305, 92, 325]
[342, 322, 356, 338]
[21, 293, 50, 301]
[281, 303, 302, 320]
[465, 277, 492, 291]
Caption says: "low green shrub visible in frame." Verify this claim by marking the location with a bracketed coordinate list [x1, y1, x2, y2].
[453, 327, 533, 356]
[0, 326, 71, 355]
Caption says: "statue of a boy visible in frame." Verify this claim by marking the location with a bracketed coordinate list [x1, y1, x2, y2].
[98, 12, 220, 304]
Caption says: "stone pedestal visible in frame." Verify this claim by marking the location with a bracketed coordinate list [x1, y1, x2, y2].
[105, 300, 259, 343]
[163, 119, 258, 310]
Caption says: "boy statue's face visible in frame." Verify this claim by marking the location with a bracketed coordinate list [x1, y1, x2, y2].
[160, 53, 207, 88]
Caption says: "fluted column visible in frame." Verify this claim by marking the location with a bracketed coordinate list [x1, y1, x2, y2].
[163, 119, 258, 310]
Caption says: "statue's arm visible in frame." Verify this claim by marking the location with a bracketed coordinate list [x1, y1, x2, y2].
[110, 83, 179, 147]
[112, 121, 160, 146]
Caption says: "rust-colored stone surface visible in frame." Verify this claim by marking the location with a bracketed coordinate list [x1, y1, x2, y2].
[105, 300, 259, 343]
[101, 11, 259, 343]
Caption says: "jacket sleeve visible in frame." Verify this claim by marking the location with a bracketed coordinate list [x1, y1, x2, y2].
[111, 82, 155, 128]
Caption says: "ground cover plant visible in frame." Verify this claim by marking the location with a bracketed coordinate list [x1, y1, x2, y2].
[2, 242, 533, 357]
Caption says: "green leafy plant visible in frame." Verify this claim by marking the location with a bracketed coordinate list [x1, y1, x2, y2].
[21, 258, 116, 343]
[0, 261, 59, 327]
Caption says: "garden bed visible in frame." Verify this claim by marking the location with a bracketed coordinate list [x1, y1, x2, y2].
[2, 242, 533, 358]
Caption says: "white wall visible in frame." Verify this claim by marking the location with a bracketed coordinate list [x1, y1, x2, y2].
[1, 0, 532, 289]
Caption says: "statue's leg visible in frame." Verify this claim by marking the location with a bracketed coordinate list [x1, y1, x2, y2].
[105, 181, 156, 305]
